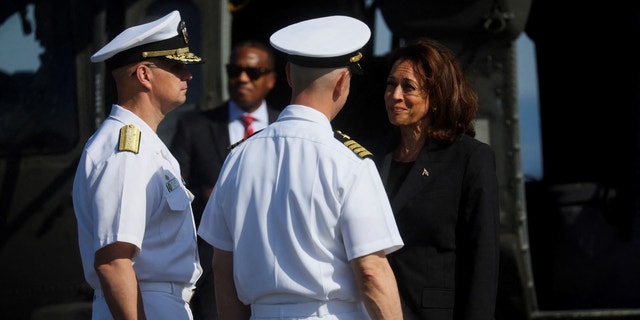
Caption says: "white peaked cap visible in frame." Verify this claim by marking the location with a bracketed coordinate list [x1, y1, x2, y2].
[91, 10, 203, 70]
[270, 15, 371, 71]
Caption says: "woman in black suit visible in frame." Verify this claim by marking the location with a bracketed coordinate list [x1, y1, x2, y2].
[375, 37, 500, 320]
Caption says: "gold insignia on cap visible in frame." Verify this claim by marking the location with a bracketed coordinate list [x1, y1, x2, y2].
[166, 51, 202, 63]
[334, 130, 373, 159]
[118, 124, 141, 154]
[178, 20, 189, 44]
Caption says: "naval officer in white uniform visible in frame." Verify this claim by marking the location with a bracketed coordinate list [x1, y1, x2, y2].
[72, 10, 203, 320]
[198, 15, 404, 320]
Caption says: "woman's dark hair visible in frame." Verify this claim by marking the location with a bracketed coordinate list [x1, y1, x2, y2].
[388, 38, 478, 143]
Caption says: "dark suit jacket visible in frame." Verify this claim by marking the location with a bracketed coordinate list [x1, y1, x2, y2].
[374, 134, 500, 320]
[171, 101, 280, 223]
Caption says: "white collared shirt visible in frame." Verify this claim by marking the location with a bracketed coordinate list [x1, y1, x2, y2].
[198, 104, 403, 306]
[228, 100, 270, 144]
[73, 105, 202, 290]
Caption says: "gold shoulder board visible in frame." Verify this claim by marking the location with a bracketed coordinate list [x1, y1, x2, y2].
[226, 138, 246, 151]
[118, 124, 141, 154]
[334, 130, 374, 159]
[226, 129, 264, 151]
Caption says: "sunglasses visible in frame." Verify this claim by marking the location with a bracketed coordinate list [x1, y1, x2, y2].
[226, 64, 273, 80]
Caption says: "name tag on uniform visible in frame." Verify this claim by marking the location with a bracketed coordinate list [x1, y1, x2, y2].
[166, 178, 181, 192]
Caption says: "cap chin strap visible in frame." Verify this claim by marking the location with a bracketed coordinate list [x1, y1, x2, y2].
[142, 47, 202, 63]
[142, 47, 190, 58]
[288, 51, 362, 69]
[349, 52, 362, 63]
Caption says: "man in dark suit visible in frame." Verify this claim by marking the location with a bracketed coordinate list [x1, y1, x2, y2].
[170, 39, 280, 320]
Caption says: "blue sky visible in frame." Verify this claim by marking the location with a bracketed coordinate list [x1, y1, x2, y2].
[516, 34, 542, 180]
[0, 4, 42, 73]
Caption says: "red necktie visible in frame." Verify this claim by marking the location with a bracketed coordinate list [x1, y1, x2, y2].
[241, 114, 255, 138]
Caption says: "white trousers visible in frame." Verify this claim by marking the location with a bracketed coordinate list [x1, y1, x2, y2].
[92, 282, 195, 320]
[250, 300, 370, 320]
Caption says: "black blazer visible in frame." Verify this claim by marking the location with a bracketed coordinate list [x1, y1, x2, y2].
[374, 134, 500, 320]
[170, 101, 280, 222]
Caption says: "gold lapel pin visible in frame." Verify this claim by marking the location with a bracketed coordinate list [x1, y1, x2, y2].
[422, 168, 429, 176]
